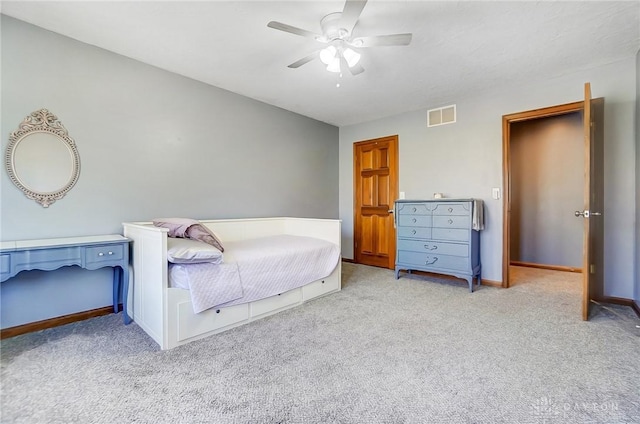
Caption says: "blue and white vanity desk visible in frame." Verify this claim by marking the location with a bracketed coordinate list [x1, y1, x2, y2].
[0, 235, 132, 323]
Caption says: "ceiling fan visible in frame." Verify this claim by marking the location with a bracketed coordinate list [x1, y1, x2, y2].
[267, 0, 412, 76]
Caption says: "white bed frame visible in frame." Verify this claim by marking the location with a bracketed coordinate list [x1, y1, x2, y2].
[122, 217, 341, 350]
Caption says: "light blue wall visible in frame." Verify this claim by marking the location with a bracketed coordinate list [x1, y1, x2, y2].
[340, 58, 637, 299]
[0, 16, 339, 328]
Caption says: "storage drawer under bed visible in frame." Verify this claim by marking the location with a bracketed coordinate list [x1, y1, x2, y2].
[302, 275, 341, 301]
[176, 302, 249, 342]
[250, 288, 302, 318]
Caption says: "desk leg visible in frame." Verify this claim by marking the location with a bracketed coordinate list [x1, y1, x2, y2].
[112, 268, 121, 314]
[122, 265, 132, 325]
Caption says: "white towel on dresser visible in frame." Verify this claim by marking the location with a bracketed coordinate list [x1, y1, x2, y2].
[472, 199, 485, 231]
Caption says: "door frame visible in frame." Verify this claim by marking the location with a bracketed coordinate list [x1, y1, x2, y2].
[502, 101, 584, 288]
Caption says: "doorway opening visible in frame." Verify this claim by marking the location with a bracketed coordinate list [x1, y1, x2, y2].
[509, 112, 584, 285]
[502, 101, 584, 289]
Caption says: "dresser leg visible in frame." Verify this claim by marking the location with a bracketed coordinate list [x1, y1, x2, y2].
[467, 277, 474, 293]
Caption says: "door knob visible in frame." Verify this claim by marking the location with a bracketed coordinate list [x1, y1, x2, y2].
[575, 210, 602, 218]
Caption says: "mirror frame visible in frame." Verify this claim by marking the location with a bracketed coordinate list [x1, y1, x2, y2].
[5, 109, 80, 207]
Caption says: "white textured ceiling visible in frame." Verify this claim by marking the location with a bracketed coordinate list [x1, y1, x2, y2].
[2, 1, 639, 126]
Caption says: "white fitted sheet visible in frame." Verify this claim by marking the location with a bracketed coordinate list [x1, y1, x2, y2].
[169, 234, 340, 313]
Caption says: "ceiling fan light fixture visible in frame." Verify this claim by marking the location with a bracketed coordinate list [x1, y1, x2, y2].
[343, 48, 361, 67]
[320, 45, 337, 65]
[327, 57, 341, 73]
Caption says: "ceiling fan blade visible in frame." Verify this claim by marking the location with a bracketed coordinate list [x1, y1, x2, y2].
[339, 54, 365, 76]
[267, 21, 321, 40]
[352, 33, 413, 47]
[288, 52, 318, 68]
[340, 0, 368, 33]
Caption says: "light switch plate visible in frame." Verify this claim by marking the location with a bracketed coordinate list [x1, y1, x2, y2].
[492, 188, 501, 200]
[399, 191, 406, 199]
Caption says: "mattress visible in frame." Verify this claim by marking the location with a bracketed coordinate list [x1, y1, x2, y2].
[169, 234, 340, 313]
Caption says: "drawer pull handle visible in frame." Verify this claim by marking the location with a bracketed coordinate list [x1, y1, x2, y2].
[425, 257, 439, 265]
[412, 218, 417, 223]
[411, 229, 417, 235]
[108, 251, 113, 255]
[448, 207, 453, 213]
[412, 207, 417, 212]
[98, 252, 104, 256]
[448, 219, 453, 224]
[423, 245, 437, 250]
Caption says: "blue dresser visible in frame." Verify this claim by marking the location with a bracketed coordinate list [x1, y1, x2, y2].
[394, 199, 481, 292]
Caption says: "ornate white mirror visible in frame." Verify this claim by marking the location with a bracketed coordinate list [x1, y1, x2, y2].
[5, 109, 80, 207]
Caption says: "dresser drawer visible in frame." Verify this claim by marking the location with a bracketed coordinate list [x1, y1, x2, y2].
[432, 228, 470, 242]
[397, 240, 468, 257]
[85, 244, 124, 265]
[398, 215, 431, 227]
[397, 227, 432, 239]
[397, 203, 430, 215]
[433, 214, 471, 229]
[397, 251, 470, 272]
[432, 203, 470, 216]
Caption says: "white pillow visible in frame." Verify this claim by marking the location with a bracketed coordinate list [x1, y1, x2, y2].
[166, 237, 223, 264]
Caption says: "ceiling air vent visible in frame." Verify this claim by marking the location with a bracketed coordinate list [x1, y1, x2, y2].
[427, 104, 456, 127]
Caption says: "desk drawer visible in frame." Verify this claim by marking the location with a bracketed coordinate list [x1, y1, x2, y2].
[397, 227, 432, 239]
[25, 247, 82, 265]
[397, 251, 470, 272]
[398, 215, 431, 227]
[432, 228, 470, 242]
[85, 244, 124, 265]
[397, 203, 430, 215]
[432, 203, 470, 216]
[398, 240, 468, 257]
[1, 254, 10, 278]
[433, 215, 471, 229]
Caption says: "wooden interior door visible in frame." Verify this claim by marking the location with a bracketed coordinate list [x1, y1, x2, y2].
[581, 82, 605, 320]
[502, 84, 605, 321]
[354, 135, 398, 269]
